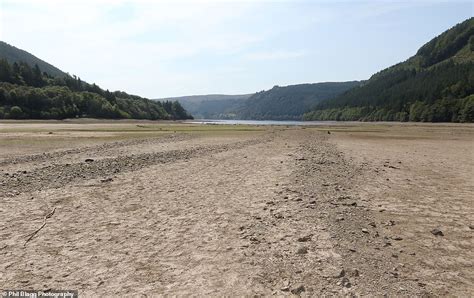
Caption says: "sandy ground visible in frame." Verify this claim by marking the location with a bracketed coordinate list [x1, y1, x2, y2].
[0, 121, 472, 296]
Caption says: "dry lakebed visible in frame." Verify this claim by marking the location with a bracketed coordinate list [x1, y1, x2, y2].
[0, 120, 473, 296]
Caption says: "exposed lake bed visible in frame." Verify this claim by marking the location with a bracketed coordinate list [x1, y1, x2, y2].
[0, 120, 472, 295]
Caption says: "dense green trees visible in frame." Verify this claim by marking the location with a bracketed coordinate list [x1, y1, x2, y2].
[234, 82, 361, 120]
[0, 58, 192, 120]
[165, 94, 252, 119]
[304, 18, 474, 123]
[417, 18, 474, 67]
[0, 41, 66, 77]
[304, 95, 473, 122]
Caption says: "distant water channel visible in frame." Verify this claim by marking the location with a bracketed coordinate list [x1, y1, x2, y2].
[189, 119, 338, 126]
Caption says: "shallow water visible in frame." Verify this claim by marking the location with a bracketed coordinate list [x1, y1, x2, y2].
[189, 119, 338, 126]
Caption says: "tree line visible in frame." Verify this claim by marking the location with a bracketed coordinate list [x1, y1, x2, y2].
[304, 61, 473, 122]
[0, 59, 193, 120]
[304, 18, 473, 123]
[234, 82, 361, 120]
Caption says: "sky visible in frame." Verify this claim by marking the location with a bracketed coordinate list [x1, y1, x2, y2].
[0, 0, 472, 98]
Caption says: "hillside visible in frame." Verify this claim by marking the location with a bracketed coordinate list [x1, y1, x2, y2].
[164, 82, 361, 120]
[0, 41, 66, 78]
[304, 18, 474, 122]
[157, 94, 252, 119]
[235, 81, 361, 120]
[0, 43, 192, 120]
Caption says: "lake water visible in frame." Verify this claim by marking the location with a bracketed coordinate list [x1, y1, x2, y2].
[188, 119, 339, 126]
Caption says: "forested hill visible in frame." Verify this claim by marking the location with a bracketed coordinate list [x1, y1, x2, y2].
[304, 18, 474, 122]
[0, 41, 66, 78]
[234, 81, 362, 120]
[157, 94, 252, 119]
[0, 43, 192, 120]
[158, 82, 361, 120]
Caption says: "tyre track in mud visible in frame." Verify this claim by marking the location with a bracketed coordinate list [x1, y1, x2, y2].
[0, 135, 272, 197]
[0, 133, 192, 167]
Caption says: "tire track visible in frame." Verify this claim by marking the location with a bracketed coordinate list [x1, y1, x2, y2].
[0, 133, 192, 167]
[0, 136, 272, 197]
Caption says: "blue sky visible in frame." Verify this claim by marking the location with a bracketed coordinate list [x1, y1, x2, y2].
[0, 0, 472, 98]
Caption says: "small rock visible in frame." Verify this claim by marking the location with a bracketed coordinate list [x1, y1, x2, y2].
[297, 235, 312, 242]
[296, 246, 308, 255]
[280, 280, 290, 291]
[334, 269, 345, 278]
[340, 277, 351, 288]
[350, 269, 359, 277]
[392, 236, 403, 241]
[291, 284, 305, 294]
[85, 158, 94, 163]
[369, 222, 376, 228]
[431, 228, 444, 236]
[362, 228, 369, 234]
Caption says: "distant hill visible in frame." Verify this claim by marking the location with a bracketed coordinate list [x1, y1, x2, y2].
[157, 94, 252, 119]
[159, 82, 361, 120]
[0, 42, 192, 120]
[234, 82, 362, 120]
[0, 41, 66, 77]
[304, 18, 474, 122]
